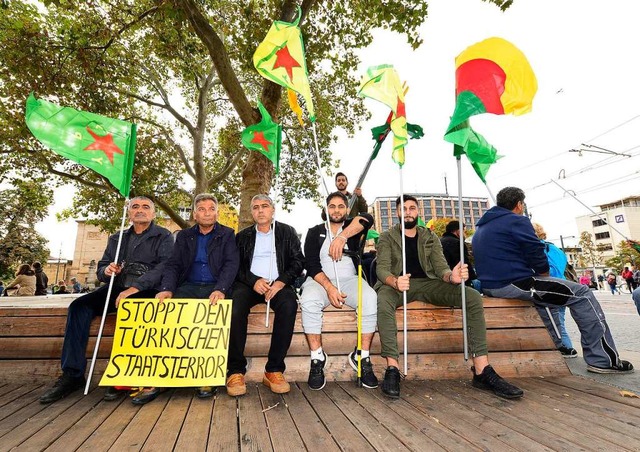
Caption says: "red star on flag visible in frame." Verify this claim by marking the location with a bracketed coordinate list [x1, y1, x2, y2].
[396, 97, 406, 118]
[273, 45, 301, 81]
[251, 131, 273, 153]
[83, 127, 124, 164]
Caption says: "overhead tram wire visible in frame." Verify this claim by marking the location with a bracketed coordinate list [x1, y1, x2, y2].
[525, 169, 640, 210]
[492, 114, 640, 181]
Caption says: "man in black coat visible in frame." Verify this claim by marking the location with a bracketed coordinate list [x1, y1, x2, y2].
[226, 194, 304, 397]
[32, 261, 48, 295]
[440, 220, 477, 287]
[40, 197, 174, 404]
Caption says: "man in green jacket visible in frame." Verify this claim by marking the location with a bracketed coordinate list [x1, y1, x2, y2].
[375, 195, 523, 400]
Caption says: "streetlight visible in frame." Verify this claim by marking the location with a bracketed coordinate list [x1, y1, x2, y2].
[559, 235, 575, 252]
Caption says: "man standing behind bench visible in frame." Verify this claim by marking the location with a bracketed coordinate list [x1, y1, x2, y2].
[226, 194, 304, 396]
[146, 193, 239, 404]
[472, 186, 634, 375]
[375, 195, 523, 400]
[40, 197, 173, 404]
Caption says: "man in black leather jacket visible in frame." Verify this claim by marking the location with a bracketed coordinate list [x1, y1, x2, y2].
[226, 194, 303, 397]
[40, 197, 174, 404]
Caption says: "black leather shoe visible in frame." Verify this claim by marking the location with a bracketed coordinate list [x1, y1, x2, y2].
[472, 365, 524, 399]
[381, 366, 401, 399]
[131, 387, 164, 405]
[40, 373, 86, 404]
[104, 386, 127, 401]
[195, 386, 217, 398]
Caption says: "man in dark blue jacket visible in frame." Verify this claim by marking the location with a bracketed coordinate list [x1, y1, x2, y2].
[40, 197, 174, 404]
[136, 193, 239, 404]
[473, 187, 633, 374]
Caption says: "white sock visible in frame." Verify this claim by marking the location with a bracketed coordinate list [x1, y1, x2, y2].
[311, 347, 325, 361]
[361, 350, 370, 359]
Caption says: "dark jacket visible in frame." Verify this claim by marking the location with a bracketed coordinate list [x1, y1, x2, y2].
[160, 223, 239, 296]
[304, 213, 373, 279]
[97, 221, 174, 292]
[440, 231, 477, 283]
[472, 206, 549, 290]
[346, 191, 368, 219]
[34, 268, 49, 296]
[235, 221, 304, 288]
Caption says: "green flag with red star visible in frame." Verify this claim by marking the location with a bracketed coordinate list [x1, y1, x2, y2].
[241, 101, 282, 174]
[25, 93, 136, 197]
[253, 7, 315, 124]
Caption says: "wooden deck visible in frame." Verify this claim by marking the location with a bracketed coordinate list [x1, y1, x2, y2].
[1, 376, 639, 451]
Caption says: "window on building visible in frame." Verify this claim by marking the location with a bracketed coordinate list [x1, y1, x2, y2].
[595, 232, 610, 240]
[435, 208, 443, 216]
[592, 219, 607, 227]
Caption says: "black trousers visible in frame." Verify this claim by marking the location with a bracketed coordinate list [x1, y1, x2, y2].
[61, 284, 158, 378]
[227, 281, 298, 375]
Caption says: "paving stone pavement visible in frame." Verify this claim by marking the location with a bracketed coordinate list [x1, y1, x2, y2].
[563, 289, 640, 394]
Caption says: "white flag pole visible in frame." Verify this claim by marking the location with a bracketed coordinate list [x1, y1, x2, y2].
[310, 122, 342, 293]
[456, 158, 469, 360]
[84, 198, 129, 395]
[398, 168, 409, 375]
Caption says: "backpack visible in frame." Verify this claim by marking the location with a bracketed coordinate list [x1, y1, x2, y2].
[607, 274, 616, 284]
[543, 241, 567, 279]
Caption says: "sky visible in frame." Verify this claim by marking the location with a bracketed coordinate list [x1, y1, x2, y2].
[38, 0, 640, 259]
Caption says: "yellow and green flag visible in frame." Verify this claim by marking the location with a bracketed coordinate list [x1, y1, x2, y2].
[253, 8, 314, 124]
[241, 101, 282, 174]
[25, 93, 136, 197]
[358, 65, 408, 166]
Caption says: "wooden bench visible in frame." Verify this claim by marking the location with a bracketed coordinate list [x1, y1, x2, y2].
[0, 295, 569, 383]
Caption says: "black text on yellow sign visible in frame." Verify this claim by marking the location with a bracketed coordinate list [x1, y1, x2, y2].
[100, 299, 232, 387]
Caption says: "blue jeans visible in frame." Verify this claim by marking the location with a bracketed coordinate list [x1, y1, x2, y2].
[61, 284, 158, 378]
[483, 276, 621, 368]
[537, 306, 573, 349]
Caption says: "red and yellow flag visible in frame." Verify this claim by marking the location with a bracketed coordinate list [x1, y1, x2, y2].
[444, 37, 537, 182]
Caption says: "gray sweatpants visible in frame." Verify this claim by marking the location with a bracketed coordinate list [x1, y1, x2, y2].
[299, 276, 377, 334]
[483, 276, 621, 368]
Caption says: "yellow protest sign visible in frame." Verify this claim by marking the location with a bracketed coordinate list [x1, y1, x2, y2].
[99, 299, 231, 387]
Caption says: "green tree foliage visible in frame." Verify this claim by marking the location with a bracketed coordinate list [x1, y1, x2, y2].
[604, 240, 640, 271]
[1, 0, 512, 231]
[0, 180, 51, 280]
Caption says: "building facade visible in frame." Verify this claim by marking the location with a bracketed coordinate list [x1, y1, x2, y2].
[575, 196, 640, 260]
[372, 193, 490, 233]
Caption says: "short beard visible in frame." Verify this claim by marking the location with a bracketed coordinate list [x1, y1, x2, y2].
[403, 218, 417, 229]
[330, 214, 346, 224]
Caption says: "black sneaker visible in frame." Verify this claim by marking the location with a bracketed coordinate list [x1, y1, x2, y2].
[587, 360, 634, 374]
[104, 386, 127, 401]
[308, 352, 328, 390]
[381, 366, 401, 399]
[558, 346, 578, 359]
[348, 348, 379, 389]
[40, 373, 86, 404]
[472, 365, 523, 399]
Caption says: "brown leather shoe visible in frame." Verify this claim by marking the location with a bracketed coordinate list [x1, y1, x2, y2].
[262, 372, 290, 394]
[226, 373, 247, 397]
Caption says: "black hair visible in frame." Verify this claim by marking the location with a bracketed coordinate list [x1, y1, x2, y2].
[335, 172, 347, 182]
[395, 194, 419, 207]
[445, 220, 460, 234]
[326, 191, 348, 205]
[496, 187, 525, 210]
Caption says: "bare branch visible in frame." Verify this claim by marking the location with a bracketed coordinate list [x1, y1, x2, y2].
[207, 148, 247, 187]
[147, 194, 190, 229]
[176, 0, 257, 127]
